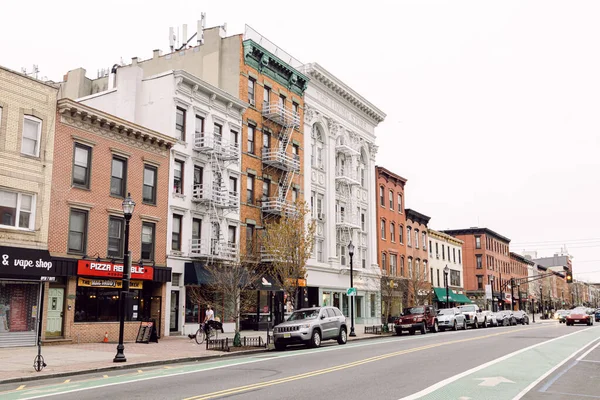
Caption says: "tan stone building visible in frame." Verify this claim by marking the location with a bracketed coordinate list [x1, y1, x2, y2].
[0, 66, 58, 347]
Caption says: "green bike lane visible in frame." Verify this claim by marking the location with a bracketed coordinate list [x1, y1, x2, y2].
[400, 325, 600, 400]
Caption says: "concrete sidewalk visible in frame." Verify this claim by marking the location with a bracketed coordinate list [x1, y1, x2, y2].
[0, 324, 389, 384]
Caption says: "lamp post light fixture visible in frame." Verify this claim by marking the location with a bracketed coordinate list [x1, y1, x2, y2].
[114, 193, 135, 363]
[444, 265, 450, 309]
[348, 241, 356, 337]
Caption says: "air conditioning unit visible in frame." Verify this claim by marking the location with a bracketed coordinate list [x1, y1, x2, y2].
[249, 98, 255, 106]
[318, 213, 325, 221]
[436, 254, 440, 259]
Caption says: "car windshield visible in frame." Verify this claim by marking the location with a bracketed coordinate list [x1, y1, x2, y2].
[438, 309, 455, 315]
[459, 306, 475, 312]
[287, 309, 319, 321]
[496, 311, 510, 316]
[404, 307, 424, 315]
[558, 310, 569, 315]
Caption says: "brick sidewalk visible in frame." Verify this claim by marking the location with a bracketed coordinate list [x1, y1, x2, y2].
[0, 324, 388, 384]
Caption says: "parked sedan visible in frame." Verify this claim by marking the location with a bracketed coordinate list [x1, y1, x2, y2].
[556, 310, 570, 323]
[566, 309, 594, 326]
[492, 311, 517, 326]
[273, 307, 348, 350]
[437, 308, 467, 331]
[513, 310, 530, 325]
[595, 309, 600, 323]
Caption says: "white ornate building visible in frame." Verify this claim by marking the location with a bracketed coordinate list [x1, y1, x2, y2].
[300, 63, 386, 325]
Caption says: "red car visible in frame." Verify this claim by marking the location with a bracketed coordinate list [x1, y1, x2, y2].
[566, 309, 594, 326]
[393, 305, 439, 335]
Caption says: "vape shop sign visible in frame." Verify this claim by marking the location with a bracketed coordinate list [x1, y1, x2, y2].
[77, 260, 153, 280]
[0, 246, 54, 278]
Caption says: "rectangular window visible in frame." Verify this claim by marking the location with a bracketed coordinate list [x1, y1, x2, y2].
[246, 225, 254, 253]
[400, 257, 405, 276]
[429, 240, 433, 255]
[476, 254, 483, 269]
[317, 196, 323, 216]
[317, 147, 323, 169]
[68, 209, 88, 254]
[192, 218, 201, 242]
[390, 224, 395, 242]
[195, 115, 204, 137]
[262, 179, 270, 199]
[228, 226, 236, 244]
[475, 236, 481, 249]
[292, 188, 298, 203]
[380, 220, 386, 239]
[230, 130, 238, 147]
[175, 107, 186, 141]
[397, 194, 403, 213]
[214, 124, 222, 139]
[390, 254, 397, 276]
[408, 258, 413, 278]
[107, 216, 124, 258]
[381, 252, 386, 270]
[247, 125, 255, 154]
[229, 176, 237, 197]
[248, 78, 255, 105]
[379, 186, 384, 206]
[279, 94, 286, 109]
[141, 222, 155, 260]
[173, 160, 184, 194]
[361, 213, 365, 231]
[262, 131, 270, 149]
[263, 86, 271, 107]
[72, 143, 92, 188]
[0, 189, 34, 230]
[193, 165, 203, 189]
[22, 116, 41, 157]
[422, 232, 427, 250]
[143, 165, 157, 204]
[437, 269, 440, 287]
[172, 214, 182, 251]
[442, 244, 445, 260]
[360, 168, 365, 187]
[246, 175, 254, 204]
[317, 239, 324, 262]
[450, 270, 460, 286]
[458, 249, 462, 264]
[448, 246, 451, 260]
[292, 144, 299, 159]
[407, 227, 412, 246]
[453, 248, 456, 263]
[476, 275, 483, 290]
[293, 102, 299, 118]
[415, 230, 419, 248]
[399, 226, 403, 243]
[110, 157, 127, 197]
[389, 190, 394, 209]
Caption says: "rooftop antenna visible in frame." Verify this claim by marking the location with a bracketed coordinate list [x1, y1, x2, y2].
[169, 27, 175, 52]
[21, 65, 40, 79]
[197, 12, 206, 45]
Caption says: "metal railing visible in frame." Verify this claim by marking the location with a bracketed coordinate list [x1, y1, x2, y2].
[335, 167, 360, 185]
[262, 103, 301, 128]
[194, 133, 239, 160]
[189, 239, 238, 260]
[261, 198, 297, 215]
[335, 141, 359, 156]
[335, 212, 360, 228]
[262, 148, 300, 172]
[192, 184, 238, 208]
[205, 336, 266, 351]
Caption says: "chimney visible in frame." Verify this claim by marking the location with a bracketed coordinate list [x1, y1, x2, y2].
[131, 57, 138, 66]
[182, 24, 188, 47]
[153, 49, 162, 59]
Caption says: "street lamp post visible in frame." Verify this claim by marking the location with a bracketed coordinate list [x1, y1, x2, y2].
[490, 276, 495, 312]
[444, 265, 450, 309]
[348, 241, 356, 337]
[510, 278, 515, 311]
[114, 193, 135, 363]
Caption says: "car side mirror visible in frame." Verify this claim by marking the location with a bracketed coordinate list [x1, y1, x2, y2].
[320, 314, 325, 319]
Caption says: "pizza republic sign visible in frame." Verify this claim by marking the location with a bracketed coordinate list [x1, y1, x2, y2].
[0, 246, 55, 278]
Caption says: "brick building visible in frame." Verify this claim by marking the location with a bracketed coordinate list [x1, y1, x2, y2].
[375, 166, 406, 319]
[428, 229, 469, 308]
[443, 228, 511, 311]
[47, 99, 175, 343]
[509, 252, 535, 311]
[0, 66, 58, 347]
[405, 209, 431, 306]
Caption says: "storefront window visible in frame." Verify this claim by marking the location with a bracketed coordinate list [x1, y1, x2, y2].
[75, 286, 141, 322]
[0, 282, 39, 333]
[322, 292, 331, 307]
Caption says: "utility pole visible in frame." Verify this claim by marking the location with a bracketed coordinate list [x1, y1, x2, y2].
[510, 278, 515, 311]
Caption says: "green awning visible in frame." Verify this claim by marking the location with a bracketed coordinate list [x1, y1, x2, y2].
[433, 287, 472, 304]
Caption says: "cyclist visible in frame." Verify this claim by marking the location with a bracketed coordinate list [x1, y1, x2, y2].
[203, 305, 214, 336]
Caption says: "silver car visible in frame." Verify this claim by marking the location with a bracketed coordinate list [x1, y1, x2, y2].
[437, 308, 467, 331]
[273, 307, 347, 350]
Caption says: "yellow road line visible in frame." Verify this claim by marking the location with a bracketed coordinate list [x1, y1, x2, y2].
[184, 326, 538, 400]
[103, 375, 109, 379]
[137, 369, 143, 373]
[63, 379, 71, 384]
[16, 385, 25, 390]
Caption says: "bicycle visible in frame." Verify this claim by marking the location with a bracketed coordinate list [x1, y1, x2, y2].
[194, 322, 218, 344]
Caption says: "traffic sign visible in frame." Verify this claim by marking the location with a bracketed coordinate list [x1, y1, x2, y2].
[347, 287, 357, 296]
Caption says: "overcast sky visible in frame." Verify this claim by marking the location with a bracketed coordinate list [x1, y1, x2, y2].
[3, 1, 599, 282]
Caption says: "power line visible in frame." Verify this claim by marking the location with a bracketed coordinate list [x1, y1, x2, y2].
[512, 237, 600, 245]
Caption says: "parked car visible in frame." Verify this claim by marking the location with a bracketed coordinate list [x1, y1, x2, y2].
[458, 304, 489, 328]
[513, 310, 530, 325]
[595, 309, 600, 323]
[566, 309, 594, 326]
[492, 310, 517, 326]
[556, 310, 570, 323]
[437, 308, 467, 331]
[272, 307, 347, 350]
[394, 305, 439, 335]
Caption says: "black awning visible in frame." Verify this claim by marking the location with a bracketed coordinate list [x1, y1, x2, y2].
[254, 274, 283, 292]
[0, 246, 58, 278]
[153, 266, 172, 283]
[184, 262, 212, 285]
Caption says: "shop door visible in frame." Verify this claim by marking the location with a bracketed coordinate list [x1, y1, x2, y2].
[46, 288, 64, 337]
[170, 291, 179, 333]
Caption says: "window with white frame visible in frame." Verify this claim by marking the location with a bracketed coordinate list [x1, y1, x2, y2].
[0, 189, 35, 230]
[390, 254, 397, 276]
[390, 223, 395, 242]
[379, 186, 384, 206]
[317, 239, 324, 262]
[381, 252, 386, 270]
[407, 226, 412, 246]
[422, 232, 427, 250]
[399, 225, 404, 243]
[408, 257, 413, 278]
[389, 190, 394, 209]
[414, 229, 419, 248]
[397, 193, 403, 213]
[380, 219, 386, 240]
[22, 116, 41, 157]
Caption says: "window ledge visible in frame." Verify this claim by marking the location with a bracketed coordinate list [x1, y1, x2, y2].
[72, 185, 91, 192]
[0, 225, 35, 234]
[20, 153, 41, 160]
[172, 193, 186, 200]
[139, 214, 161, 222]
[67, 200, 94, 210]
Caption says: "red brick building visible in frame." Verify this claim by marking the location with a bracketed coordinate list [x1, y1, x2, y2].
[443, 228, 511, 311]
[375, 166, 407, 319]
[46, 99, 175, 343]
[405, 209, 431, 306]
[509, 252, 535, 311]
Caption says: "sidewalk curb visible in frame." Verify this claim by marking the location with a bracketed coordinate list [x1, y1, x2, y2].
[0, 334, 391, 385]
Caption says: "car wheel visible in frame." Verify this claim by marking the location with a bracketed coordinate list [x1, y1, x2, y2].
[483, 318, 489, 328]
[309, 329, 321, 348]
[337, 327, 347, 345]
[409, 329, 415, 335]
[274, 342, 286, 351]
[431, 321, 439, 333]
[420, 323, 427, 335]
[473, 318, 478, 328]
[463, 320, 467, 330]
[395, 327, 402, 336]
[453, 321, 458, 331]
[503, 319, 508, 326]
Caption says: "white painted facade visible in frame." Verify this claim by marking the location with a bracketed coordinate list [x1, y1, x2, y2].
[77, 66, 246, 335]
[300, 63, 385, 325]
[427, 229, 465, 291]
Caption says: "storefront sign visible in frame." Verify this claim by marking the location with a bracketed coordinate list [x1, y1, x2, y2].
[285, 278, 307, 287]
[0, 246, 54, 278]
[77, 260, 153, 280]
[77, 277, 143, 289]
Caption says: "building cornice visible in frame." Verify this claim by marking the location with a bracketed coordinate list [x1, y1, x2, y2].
[510, 252, 535, 266]
[376, 166, 407, 187]
[57, 98, 175, 151]
[428, 229, 464, 245]
[442, 228, 511, 244]
[173, 70, 248, 113]
[300, 63, 386, 124]
[405, 209, 431, 227]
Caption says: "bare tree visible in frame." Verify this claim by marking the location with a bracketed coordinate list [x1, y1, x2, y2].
[408, 261, 432, 306]
[262, 200, 316, 309]
[185, 285, 212, 324]
[381, 276, 402, 324]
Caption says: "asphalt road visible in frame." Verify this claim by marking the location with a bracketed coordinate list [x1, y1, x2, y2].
[0, 323, 598, 400]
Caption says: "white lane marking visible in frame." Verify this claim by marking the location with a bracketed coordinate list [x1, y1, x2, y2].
[513, 335, 600, 399]
[576, 340, 600, 361]
[398, 326, 596, 400]
[475, 376, 514, 387]
[579, 359, 600, 364]
[15, 325, 554, 400]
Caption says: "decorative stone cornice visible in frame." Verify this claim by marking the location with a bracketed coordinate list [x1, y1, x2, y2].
[300, 63, 386, 124]
[57, 99, 175, 156]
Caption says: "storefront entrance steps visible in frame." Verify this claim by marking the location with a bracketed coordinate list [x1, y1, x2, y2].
[0, 324, 383, 385]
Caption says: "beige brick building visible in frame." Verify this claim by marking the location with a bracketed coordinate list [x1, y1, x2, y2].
[0, 66, 59, 347]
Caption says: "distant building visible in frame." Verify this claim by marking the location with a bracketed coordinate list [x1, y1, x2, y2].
[428, 229, 469, 308]
[405, 209, 431, 306]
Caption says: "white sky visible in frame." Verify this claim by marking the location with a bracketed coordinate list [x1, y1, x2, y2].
[2, 0, 599, 282]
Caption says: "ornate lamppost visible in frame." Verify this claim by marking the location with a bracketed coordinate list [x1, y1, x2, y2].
[444, 265, 450, 309]
[348, 241, 356, 337]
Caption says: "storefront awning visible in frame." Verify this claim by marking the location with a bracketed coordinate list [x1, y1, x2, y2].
[452, 292, 472, 304]
[0, 246, 57, 279]
[433, 287, 472, 304]
[184, 262, 282, 292]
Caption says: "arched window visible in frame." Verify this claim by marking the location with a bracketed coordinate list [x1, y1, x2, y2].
[381, 252, 387, 270]
[311, 125, 324, 170]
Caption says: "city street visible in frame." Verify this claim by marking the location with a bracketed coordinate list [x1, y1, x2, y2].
[0, 323, 597, 400]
